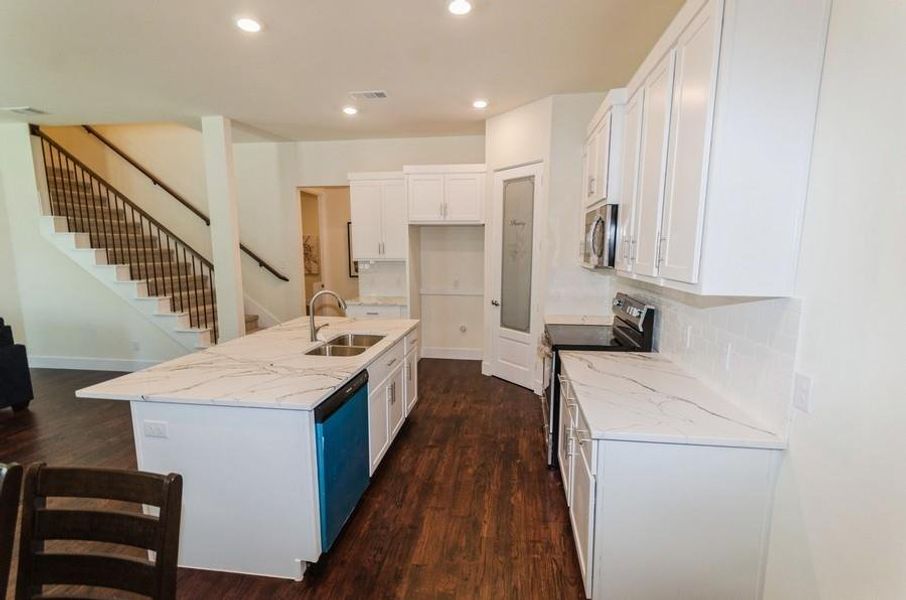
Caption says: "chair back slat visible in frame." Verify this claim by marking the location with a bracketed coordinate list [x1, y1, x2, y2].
[34, 467, 166, 506]
[31, 552, 157, 596]
[15, 463, 182, 600]
[1, 463, 24, 600]
[34, 508, 159, 549]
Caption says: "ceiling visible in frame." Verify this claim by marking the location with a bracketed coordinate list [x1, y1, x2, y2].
[0, 0, 684, 141]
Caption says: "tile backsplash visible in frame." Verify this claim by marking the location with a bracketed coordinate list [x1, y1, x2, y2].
[615, 279, 800, 437]
[358, 260, 408, 298]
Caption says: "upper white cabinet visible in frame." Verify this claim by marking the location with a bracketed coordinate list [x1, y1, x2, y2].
[612, 0, 831, 296]
[404, 165, 486, 224]
[583, 91, 625, 207]
[349, 173, 408, 261]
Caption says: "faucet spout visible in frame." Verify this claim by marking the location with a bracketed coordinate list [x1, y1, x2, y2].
[309, 290, 348, 342]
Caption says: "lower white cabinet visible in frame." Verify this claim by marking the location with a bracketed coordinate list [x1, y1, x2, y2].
[559, 378, 782, 599]
[366, 329, 418, 475]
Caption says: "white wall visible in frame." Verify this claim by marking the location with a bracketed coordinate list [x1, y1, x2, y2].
[762, 0, 906, 597]
[296, 135, 485, 186]
[0, 123, 185, 369]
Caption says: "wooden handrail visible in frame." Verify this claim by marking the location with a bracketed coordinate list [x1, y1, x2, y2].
[79, 125, 290, 282]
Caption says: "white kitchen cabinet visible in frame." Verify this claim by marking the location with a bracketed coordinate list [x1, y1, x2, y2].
[632, 49, 676, 278]
[658, 2, 720, 284]
[387, 365, 405, 440]
[557, 376, 576, 506]
[404, 165, 486, 224]
[349, 173, 408, 261]
[614, 88, 644, 272]
[609, 0, 830, 296]
[584, 114, 611, 205]
[367, 376, 390, 475]
[404, 342, 419, 415]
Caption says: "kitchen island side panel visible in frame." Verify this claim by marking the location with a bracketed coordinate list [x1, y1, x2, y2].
[130, 400, 321, 579]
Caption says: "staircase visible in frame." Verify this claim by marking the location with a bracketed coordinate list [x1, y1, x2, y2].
[33, 128, 264, 349]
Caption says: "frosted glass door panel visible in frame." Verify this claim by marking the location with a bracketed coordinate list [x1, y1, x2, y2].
[500, 176, 535, 333]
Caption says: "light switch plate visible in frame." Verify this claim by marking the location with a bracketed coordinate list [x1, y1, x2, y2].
[793, 373, 813, 413]
[143, 420, 169, 439]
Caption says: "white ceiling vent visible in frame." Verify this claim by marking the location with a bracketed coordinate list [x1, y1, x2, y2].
[348, 90, 388, 101]
[2, 106, 48, 116]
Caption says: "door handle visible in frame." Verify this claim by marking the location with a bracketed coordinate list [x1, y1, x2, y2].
[491, 299, 500, 307]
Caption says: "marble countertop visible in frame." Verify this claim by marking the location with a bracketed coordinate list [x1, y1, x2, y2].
[346, 296, 408, 306]
[559, 351, 785, 450]
[545, 314, 613, 326]
[76, 317, 419, 411]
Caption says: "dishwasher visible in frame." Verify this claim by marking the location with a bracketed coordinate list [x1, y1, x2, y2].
[314, 370, 370, 552]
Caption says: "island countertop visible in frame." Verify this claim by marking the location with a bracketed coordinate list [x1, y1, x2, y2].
[559, 351, 785, 450]
[76, 317, 419, 411]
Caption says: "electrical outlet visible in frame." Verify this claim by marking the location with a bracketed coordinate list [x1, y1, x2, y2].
[684, 325, 693, 349]
[143, 420, 169, 439]
[793, 373, 813, 413]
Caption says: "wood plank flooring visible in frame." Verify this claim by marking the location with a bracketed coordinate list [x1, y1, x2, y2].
[0, 360, 584, 599]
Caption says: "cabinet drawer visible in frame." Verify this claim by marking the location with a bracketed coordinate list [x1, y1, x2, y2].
[346, 304, 403, 319]
[368, 339, 405, 388]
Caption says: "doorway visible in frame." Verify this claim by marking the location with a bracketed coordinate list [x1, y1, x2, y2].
[299, 187, 359, 315]
[486, 163, 545, 392]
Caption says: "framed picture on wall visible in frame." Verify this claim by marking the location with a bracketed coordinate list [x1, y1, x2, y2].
[347, 222, 359, 278]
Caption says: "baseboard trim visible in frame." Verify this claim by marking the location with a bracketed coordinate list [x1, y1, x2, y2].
[421, 347, 483, 361]
[28, 355, 162, 372]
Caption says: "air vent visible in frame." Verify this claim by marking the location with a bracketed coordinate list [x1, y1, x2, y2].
[2, 106, 48, 116]
[348, 90, 388, 101]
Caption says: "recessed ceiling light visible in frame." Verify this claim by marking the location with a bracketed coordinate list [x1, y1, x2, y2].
[343, 106, 359, 116]
[472, 99, 489, 109]
[236, 17, 262, 33]
[448, 0, 473, 16]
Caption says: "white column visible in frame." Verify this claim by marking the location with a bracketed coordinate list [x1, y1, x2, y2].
[201, 116, 245, 341]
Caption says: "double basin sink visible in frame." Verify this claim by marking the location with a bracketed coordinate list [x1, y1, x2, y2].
[305, 333, 385, 357]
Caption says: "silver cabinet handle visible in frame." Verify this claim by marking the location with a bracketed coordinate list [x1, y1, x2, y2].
[407, 360, 412, 382]
[491, 299, 500, 307]
[386, 357, 398, 367]
[366, 311, 379, 316]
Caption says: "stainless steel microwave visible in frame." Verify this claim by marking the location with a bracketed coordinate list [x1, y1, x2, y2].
[583, 204, 618, 269]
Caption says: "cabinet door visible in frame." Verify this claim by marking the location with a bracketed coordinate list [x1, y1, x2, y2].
[594, 112, 613, 202]
[570, 440, 595, 598]
[583, 133, 599, 207]
[615, 88, 645, 273]
[387, 366, 405, 440]
[659, 5, 719, 284]
[633, 50, 677, 277]
[407, 174, 444, 222]
[381, 180, 409, 259]
[558, 383, 576, 506]
[368, 380, 390, 475]
[443, 173, 484, 222]
[404, 349, 418, 415]
[350, 181, 384, 260]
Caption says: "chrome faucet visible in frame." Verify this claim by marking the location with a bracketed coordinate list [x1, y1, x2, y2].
[309, 289, 348, 342]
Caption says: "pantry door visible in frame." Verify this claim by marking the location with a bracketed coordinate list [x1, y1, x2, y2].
[488, 162, 544, 392]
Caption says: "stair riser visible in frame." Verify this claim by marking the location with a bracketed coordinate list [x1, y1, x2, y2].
[54, 206, 127, 222]
[106, 249, 178, 265]
[91, 235, 160, 250]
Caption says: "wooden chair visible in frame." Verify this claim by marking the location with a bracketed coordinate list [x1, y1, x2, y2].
[1, 463, 23, 599]
[15, 464, 182, 600]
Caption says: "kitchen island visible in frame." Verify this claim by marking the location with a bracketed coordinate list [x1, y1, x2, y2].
[77, 316, 420, 580]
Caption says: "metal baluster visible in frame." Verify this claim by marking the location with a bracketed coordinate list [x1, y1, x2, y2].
[190, 256, 201, 329]
[77, 166, 97, 248]
[211, 271, 218, 343]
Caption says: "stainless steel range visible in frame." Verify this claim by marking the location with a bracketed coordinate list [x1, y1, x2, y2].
[540, 293, 655, 468]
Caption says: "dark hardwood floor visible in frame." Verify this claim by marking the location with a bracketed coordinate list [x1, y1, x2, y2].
[0, 360, 584, 599]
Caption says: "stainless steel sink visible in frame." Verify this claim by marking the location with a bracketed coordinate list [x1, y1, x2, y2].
[305, 345, 367, 357]
[327, 334, 385, 348]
